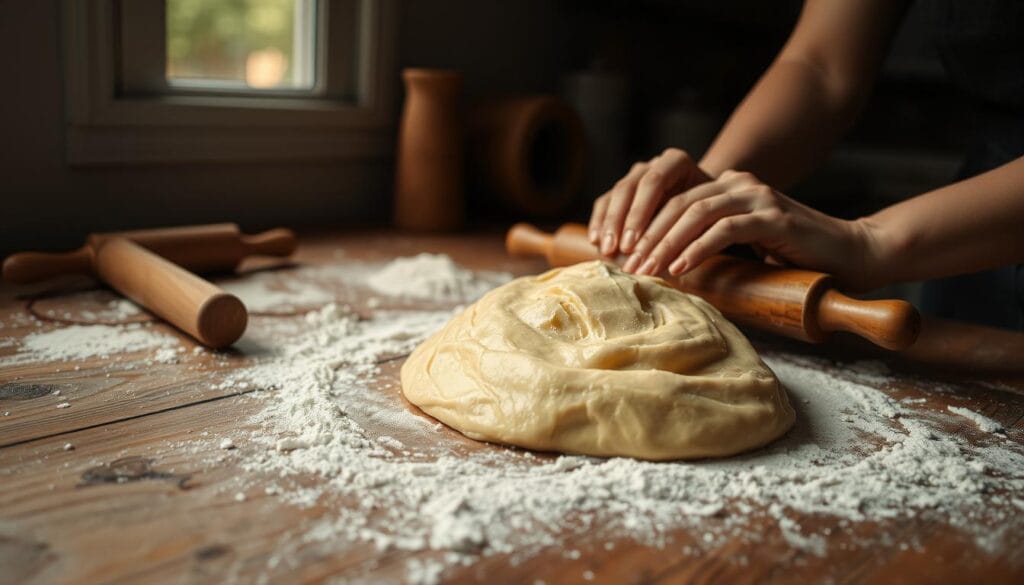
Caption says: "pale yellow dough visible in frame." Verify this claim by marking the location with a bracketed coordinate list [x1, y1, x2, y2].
[401, 261, 795, 460]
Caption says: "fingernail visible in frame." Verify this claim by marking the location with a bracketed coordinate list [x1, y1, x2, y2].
[639, 257, 657, 275]
[624, 252, 642, 272]
[621, 229, 637, 252]
[634, 237, 649, 256]
[669, 258, 688, 275]
[601, 232, 616, 256]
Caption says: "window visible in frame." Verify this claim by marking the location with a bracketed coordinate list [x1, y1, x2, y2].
[64, 0, 395, 165]
[165, 0, 318, 92]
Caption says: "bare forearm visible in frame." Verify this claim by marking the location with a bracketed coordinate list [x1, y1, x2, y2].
[699, 0, 907, 189]
[700, 59, 862, 189]
[860, 156, 1024, 288]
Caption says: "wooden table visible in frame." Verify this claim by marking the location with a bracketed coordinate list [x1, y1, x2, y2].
[1, 231, 1022, 585]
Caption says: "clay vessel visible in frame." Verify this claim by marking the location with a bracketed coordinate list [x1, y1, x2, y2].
[468, 96, 586, 218]
[394, 68, 464, 231]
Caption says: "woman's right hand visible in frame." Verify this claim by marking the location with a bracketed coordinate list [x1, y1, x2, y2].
[588, 148, 712, 257]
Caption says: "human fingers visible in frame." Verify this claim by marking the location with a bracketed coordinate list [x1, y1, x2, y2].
[668, 211, 779, 274]
[595, 162, 650, 255]
[624, 179, 730, 273]
[588, 194, 610, 245]
[633, 192, 747, 276]
[649, 192, 756, 275]
[620, 148, 697, 254]
[622, 196, 685, 273]
[658, 178, 783, 268]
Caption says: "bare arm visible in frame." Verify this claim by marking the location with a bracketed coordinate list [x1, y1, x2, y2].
[624, 155, 1024, 293]
[700, 0, 910, 189]
[593, 0, 909, 260]
[593, 0, 1024, 295]
[861, 156, 1024, 288]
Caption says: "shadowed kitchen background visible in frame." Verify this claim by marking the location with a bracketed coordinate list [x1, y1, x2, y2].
[0, 0, 967, 282]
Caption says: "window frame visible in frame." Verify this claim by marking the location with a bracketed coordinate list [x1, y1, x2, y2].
[63, 0, 396, 165]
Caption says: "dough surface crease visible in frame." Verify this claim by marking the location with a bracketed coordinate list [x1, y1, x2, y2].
[401, 261, 795, 460]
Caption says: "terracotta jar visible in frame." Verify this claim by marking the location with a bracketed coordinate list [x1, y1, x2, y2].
[468, 96, 586, 218]
[394, 68, 464, 231]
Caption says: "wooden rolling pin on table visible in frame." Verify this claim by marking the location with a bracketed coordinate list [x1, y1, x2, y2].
[507, 223, 921, 350]
[2, 224, 298, 349]
[2, 223, 297, 284]
[94, 238, 248, 348]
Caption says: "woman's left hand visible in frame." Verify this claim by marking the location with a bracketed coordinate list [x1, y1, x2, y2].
[622, 170, 880, 289]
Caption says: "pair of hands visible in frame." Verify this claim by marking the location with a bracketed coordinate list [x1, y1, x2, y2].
[588, 148, 879, 289]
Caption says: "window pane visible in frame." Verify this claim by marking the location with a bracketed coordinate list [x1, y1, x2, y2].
[166, 0, 316, 90]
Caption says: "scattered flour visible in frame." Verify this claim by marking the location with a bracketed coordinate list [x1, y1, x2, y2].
[366, 254, 512, 302]
[2, 324, 180, 364]
[4, 254, 1021, 583]
[948, 405, 1004, 433]
[222, 276, 1024, 583]
[77, 298, 143, 322]
[74, 299, 141, 323]
[220, 276, 336, 313]
[32, 291, 144, 324]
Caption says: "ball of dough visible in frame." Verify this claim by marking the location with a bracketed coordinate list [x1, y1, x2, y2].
[401, 261, 794, 460]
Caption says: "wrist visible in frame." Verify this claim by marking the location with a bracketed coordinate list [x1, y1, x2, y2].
[696, 154, 725, 180]
[847, 215, 901, 291]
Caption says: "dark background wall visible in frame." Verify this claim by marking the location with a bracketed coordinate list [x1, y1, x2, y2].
[1, 0, 967, 255]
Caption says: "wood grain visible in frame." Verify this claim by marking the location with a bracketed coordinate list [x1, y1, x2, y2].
[1, 230, 1022, 585]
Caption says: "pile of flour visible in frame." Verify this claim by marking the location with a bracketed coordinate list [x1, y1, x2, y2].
[1, 323, 180, 365]
[216, 256, 1024, 584]
[214, 254, 510, 312]
[366, 253, 512, 302]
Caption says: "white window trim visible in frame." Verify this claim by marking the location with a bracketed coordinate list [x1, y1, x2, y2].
[63, 0, 396, 166]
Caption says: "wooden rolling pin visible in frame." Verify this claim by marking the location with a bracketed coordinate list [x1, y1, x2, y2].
[507, 223, 921, 351]
[2, 223, 297, 284]
[94, 238, 247, 348]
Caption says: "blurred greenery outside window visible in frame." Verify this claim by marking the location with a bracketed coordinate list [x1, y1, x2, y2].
[166, 0, 317, 90]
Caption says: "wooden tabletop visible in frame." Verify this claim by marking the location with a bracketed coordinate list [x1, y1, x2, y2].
[1, 231, 1022, 585]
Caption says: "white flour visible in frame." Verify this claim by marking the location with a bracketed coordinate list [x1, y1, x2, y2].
[106, 299, 142, 319]
[213, 258, 1024, 584]
[3, 254, 1021, 584]
[29, 290, 144, 324]
[220, 277, 336, 313]
[366, 253, 512, 302]
[215, 255, 509, 312]
[1, 323, 179, 364]
[948, 405, 1004, 433]
[72, 297, 142, 322]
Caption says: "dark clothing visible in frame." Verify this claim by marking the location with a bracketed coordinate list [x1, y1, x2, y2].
[918, 0, 1024, 330]
[929, 0, 1024, 111]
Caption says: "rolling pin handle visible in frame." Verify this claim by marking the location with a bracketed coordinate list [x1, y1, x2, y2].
[1, 247, 95, 284]
[506, 223, 553, 260]
[239, 228, 298, 258]
[816, 289, 921, 351]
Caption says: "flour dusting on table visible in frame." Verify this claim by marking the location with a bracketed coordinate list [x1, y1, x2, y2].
[209, 255, 1024, 584]
[367, 253, 512, 301]
[220, 276, 336, 313]
[3, 253, 1021, 585]
[212, 254, 510, 312]
[2, 324, 180, 364]
[948, 404, 1004, 434]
